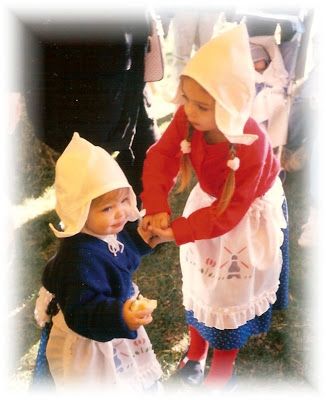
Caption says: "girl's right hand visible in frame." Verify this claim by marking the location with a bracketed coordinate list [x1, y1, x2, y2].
[122, 299, 153, 331]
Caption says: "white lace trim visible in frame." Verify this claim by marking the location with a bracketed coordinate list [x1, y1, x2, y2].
[118, 360, 163, 391]
[183, 283, 279, 330]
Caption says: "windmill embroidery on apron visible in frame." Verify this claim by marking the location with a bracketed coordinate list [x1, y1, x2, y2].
[219, 246, 253, 280]
[198, 246, 253, 280]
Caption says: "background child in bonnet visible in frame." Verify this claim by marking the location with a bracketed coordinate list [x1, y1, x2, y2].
[33, 133, 162, 391]
[140, 24, 289, 390]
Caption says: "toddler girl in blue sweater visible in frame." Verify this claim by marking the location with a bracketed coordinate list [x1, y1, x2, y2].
[33, 132, 162, 391]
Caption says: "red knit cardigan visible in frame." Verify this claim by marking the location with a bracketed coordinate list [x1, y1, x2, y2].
[141, 106, 280, 245]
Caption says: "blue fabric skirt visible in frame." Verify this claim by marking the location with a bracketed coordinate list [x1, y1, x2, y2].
[30, 322, 55, 390]
[185, 199, 289, 350]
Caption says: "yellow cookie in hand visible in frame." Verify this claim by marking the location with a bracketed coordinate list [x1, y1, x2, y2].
[130, 294, 157, 312]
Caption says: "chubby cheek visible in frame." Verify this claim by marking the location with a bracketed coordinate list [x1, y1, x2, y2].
[86, 213, 111, 231]
[102, 215, 114, 229]
[124, 204, 133, 219]
[85, 218, 99, 232]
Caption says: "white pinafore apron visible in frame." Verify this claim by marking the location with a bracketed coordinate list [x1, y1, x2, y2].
[180, 177, 287, 330]
[35, 286, 162, 391]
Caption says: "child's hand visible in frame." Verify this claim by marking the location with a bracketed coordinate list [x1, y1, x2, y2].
[148, 226, 175, 243]
[137, 225, 154, 245]
[141, 213, 170, 231]
[122, 299, 153, 331]
[137, 225, 174, 247]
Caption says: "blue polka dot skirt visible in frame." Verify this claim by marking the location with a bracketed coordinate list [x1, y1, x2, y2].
[185, 199, 289, 350]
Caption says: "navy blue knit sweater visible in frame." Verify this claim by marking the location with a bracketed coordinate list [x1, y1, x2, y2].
[42, 223, 152, 342]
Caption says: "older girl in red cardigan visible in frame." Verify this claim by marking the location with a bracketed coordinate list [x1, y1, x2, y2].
[140, 24, 289, 390]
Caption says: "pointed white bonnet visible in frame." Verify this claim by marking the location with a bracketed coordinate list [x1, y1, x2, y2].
[50, 132, 142, 238]
[176, 24, 258, 145]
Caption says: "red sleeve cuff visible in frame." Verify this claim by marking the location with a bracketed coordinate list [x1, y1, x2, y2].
[140, 195, 171, 216]
[171, 217, 195, 245]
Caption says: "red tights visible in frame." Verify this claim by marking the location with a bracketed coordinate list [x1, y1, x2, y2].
[184, 326, 239, 386]
[186, 325, 209, 361]
[204, 348, 239, 387]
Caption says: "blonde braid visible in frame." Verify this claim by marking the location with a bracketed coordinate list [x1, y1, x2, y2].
[177, 124, 194, 193]
[213, 144, 237, 216]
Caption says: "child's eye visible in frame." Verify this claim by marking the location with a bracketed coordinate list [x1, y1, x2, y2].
[122, 197, 130, 204]
[198, 105, 209, 111]
[102, 206, 112, 212]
